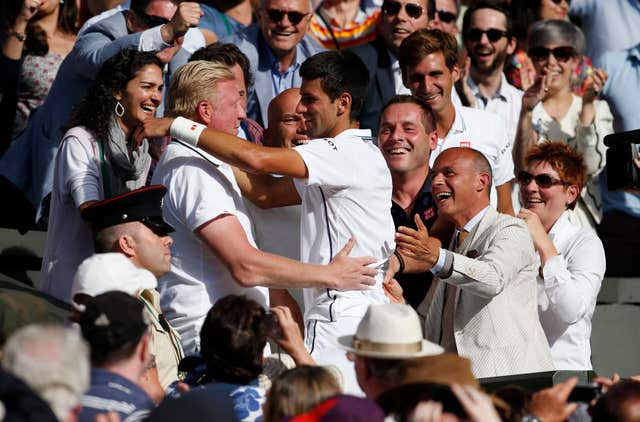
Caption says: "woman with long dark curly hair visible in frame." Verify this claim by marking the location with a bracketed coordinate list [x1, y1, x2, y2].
[0, 0, 77, 148]
[39, 49, 164, 303]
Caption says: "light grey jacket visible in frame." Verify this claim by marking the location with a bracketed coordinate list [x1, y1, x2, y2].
[420, 207, 554, 378]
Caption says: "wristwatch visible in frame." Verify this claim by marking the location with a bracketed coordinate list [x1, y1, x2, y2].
[522, 415, 543, 422]
[11, 31, 26, 42]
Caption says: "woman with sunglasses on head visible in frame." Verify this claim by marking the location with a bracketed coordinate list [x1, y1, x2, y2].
[517, 141, 605, 371]
[39, 49, 163, 303]
[0, 0, 77, 151]
[513, 19, 612, 231]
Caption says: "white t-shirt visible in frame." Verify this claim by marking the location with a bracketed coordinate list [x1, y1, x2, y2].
[429, 105, 515, 207]
[40, 127, 104, 302]
[293, 129, 394, 322]
[151, 141, 269, 354]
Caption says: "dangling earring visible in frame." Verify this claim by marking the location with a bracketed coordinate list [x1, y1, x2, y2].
[115, 101, 125, 117]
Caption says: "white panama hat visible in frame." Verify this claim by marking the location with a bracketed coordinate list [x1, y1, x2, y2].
[337, 303, 444, 359]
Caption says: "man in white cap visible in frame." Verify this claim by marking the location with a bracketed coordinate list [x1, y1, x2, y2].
[337, 303, 444, 399]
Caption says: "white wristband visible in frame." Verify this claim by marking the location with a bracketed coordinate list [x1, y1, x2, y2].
[169, 116, 206, 147]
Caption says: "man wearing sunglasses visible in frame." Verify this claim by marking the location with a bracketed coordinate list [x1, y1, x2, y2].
[458, 2, 522, 145]
[221, 0, 324, 128]
[399, 29, 515, 216]
[351, 0, 434, 134]
[427, 0, 459, 36]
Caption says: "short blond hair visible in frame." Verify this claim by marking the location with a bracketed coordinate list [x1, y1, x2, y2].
[166, 60, 234, 118]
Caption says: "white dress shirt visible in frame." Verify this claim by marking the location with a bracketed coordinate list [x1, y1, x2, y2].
[537, 211, 606, 370]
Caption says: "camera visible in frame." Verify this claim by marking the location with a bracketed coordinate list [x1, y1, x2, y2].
[603, 130, 640, 190]
[265, 311, 283, 340]
[568, 383, 604, 403]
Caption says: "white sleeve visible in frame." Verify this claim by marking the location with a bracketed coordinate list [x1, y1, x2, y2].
[541, 232, 605, 325]
[492, 119, 515, 186]
[59, 134, 102, 208]
[167, 161, 247, 232]
[293, 138, 353, 191]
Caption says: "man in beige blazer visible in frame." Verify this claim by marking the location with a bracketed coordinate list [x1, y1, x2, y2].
[392, 147, 553, 378]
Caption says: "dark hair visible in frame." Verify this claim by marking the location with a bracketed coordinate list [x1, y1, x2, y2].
[462, 1, 513, 39]
[190, 42, 253, 88]
[399, 29, 458, 80]
[299, 50, 369, 120]
[66, 50, 163, 142]
[524, 141, 587, 210]
[130, 0, 155, 15]
[5, 0, 77, 56]
[199, 295, 267, 385]
[380, 95, 436, 133]
[592, 380, 640, 422]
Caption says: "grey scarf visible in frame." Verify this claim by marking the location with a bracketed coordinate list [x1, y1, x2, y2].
[104, 116, 151, 194]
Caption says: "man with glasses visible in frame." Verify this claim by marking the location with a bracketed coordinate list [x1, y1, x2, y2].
[428, 0, 459, 36]
[457, 2, 522, 144]
[351, 0, 434, 134]
[222, 0, 324, 128]
[399, 29, 515, 215]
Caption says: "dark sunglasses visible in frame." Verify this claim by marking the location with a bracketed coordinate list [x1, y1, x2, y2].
[517, 171, 566, 188]
[551, 0, 570, 4]
[464, 28, 508, 42]
[529, 46, 576, 63]
[436, 9, 457, 23]
[264, 8, 309, 25]
[139, 12, 171, 28]
[381, 1, 424, 19]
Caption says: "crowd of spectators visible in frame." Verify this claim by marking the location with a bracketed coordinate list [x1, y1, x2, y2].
[1, 0, 640, 421]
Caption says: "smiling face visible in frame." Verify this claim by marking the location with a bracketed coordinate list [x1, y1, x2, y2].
[206, 79, 247, 135]
[380, 0, 430, 54]
[296, 78, 339, 138]
[465, 8, 515, 75]
[114, 64, 164, 135]
[431, 148, 490, 228]
[378, 102, 437, 177]
[258, 0, 311, 59]
[405, 52, 459, 116]
[230, 64, 248, 111]
[266, 88, 308, 148]
[520, 160, 579, 229]
[530, 42, 579, 94]
[539, 0, 569, 20]
[428, 0, 458, 36]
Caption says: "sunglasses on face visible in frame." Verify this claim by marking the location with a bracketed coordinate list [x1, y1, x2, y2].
[517, 171, 566, 188]
[263, 8, 309, 25]
[139, 12, 171, 28]
[381, 1, 424, 19]
[529, 46, 576, 63]
[464, 28, 508, 42]
[436, 9, 457, 23]
[550, 0, 570, 4]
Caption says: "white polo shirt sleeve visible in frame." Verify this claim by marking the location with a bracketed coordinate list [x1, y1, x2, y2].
[168, 160, 244, 232]
[60, 133, 102, 208]
[492, 118, 515, 187]
[293, 138, 353, 192]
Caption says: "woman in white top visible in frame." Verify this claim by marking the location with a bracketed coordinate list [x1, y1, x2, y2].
[518, 141, 605, 370]
[514, 19, 613, 230]
[40, 49, 164, 302]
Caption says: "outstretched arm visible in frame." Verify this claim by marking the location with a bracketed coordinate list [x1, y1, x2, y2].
[136, 117, 309, 178]
[232, 167, 302, 209]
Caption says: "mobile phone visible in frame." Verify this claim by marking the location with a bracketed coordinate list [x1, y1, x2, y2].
[265, 311, 283, 339]
[568, 384, 603, 402]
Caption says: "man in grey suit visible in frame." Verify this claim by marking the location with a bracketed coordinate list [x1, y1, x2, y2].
[351, 0, 434, 134]
[222, 0, 324, 127]
[393, 147, 553, 378]
[0, 0, 203, 226]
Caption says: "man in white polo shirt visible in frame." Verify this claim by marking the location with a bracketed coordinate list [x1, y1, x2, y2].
[399, 28, 515, 215]
[139, 50, 395, 395]
[150, 61, 378, 355]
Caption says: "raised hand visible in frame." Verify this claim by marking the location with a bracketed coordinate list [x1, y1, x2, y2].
[395, 214, 441, 269]
[270, 305, 315, 365]
[529, 377, 580, 422]
[582, 68, 608, 105]
[329, 238, 378, 291]
[134, 117, 175, 147]
[451, 384, 501, 422]
[522, 73, 550, 112]
[161, 2, 203, 42]
[17, 0, 41, 25]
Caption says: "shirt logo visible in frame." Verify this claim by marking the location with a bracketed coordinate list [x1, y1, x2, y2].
[324, 139, 338, 151]
[459, 141, 471, 148]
